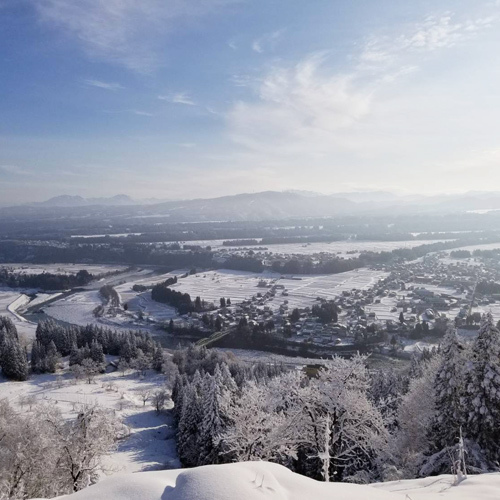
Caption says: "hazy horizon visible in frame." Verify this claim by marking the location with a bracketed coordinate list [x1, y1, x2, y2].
[2, 0, 500, 203]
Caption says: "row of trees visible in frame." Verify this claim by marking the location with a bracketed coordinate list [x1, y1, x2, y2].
[0, 318, 166, 379]
[0, 268, 93, 291]
[151, 282, 213, 314]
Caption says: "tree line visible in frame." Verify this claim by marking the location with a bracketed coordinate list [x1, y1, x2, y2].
[0, 268, 93, 291]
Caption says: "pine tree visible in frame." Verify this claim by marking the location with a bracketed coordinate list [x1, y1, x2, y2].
[464, 313, 500, 459]
[431, 328, 465, 449]
[1, 335, 29, 381]
[69, 342, 81, 366]
[119, 338, 133, 363]
[44, 341, 59, 373]
[177, 383, 202, 466]
[90, 340, 105, 366]
[199, 369, 228, 464]
[31, 341, 42, 373]
[152, 343, 164, 372]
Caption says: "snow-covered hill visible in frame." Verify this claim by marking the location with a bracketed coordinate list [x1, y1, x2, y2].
[35, 461, 500, 500]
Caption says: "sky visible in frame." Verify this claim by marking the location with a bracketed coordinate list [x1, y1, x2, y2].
[1, 0, 500, 203]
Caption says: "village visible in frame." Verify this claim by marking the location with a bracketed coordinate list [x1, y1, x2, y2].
[166, 249, 500, 358]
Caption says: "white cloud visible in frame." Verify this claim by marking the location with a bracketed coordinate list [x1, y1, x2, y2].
[83, 79, 124, 90]
[228, 51, 373, 155]
[158, 92, 196, 106]
[252, 29, 285, 53]
[358, 12, 498, 73]
[133, 110, 154, 116]
[224, 8, 500, 192]
[34, 0, 238, 72]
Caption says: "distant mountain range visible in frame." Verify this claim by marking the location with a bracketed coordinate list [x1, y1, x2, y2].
[7, 190, 500, 221]
[34, 194, 138, 207]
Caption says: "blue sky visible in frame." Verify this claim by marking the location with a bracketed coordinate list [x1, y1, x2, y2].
[1, 0, 500, 203]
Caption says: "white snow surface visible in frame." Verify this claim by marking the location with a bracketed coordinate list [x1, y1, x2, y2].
[34, 462, 500, 500]
[0, 290, 37, 339]
[0, 368, 179, 475]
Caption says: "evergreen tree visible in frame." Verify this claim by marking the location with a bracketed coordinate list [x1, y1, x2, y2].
[69, 342, 81, 366]
[44, 341, 59, 373]
[177, 383, 202, 466]
[198, 373, 225, 464]
[31, 341, 43, 373]
[90, 340, 105, 366]
[464, 313, 500, 459]
[152, 343, 165, 372]
[431, 329, 465, 449]
[1, 335, 29, 381]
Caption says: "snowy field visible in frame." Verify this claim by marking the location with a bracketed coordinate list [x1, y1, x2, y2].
[186, 239, 454, 256]
[125, 292, 178, 322]
[33, 461, 500, 500]
[0, 290, 37, 339]
[0, 368, 179, 475]
[169, 269, 280, 305]
[451, 242, 500, 253]
[2, 263, 128, 275]
[42, 289, 169, 331]
[43, 290, 103, 326]
[169, 268, 388, 311]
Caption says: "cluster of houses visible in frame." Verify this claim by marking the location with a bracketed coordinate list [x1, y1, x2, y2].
[163, 250, 500, 352]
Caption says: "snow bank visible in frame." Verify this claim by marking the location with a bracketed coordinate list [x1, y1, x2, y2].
[373, 473, 500, 499]
[34, 461, 500, 500]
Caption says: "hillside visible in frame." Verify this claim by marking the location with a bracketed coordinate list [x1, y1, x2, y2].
[35, 461, 500, 500]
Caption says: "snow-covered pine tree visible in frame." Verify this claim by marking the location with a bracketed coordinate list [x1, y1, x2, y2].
[1, 333, 29, 381]
[431, 328, 465, 449]
[177, 382, 202, 466]
[44, 340, 60, 373]
[90, 339, 105, 366]
[31, 340, 43, 373]
[152, 342, 165, 372]
[198, 372, 225, 465]
[464, 312, 500, 459]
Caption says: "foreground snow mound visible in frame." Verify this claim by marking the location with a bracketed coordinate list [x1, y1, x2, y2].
[46, 462, 392, 500]
[38, 462, 500, 500]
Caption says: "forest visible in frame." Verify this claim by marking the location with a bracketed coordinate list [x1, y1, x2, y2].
[171, 314, 500, 482]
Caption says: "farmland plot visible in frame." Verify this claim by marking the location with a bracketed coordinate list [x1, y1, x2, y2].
[169, 268, 388, 311]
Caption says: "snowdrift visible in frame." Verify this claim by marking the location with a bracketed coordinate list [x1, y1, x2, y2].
[38, 462, 500, 500]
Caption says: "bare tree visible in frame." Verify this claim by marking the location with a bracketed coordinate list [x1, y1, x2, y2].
[151, 389, 168, 414]
[139, 390, 151, 406]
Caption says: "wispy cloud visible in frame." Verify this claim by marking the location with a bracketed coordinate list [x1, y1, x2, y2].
[358, 13, 497, 73]
[34, 0, 238, 72]
[252, 29, 285, 53]
[225, 8, 499, 189]
[158, 92, 196, 106]
[133, 110, 154, 116]
[0, 164, 32, 176]
[83, 79, 124, 91]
